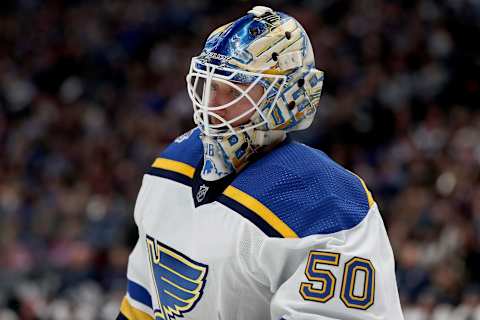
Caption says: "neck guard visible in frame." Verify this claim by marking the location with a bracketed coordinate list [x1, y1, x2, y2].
[199, 129, 286, 181]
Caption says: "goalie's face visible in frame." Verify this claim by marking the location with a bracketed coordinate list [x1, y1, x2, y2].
[209, 80, 264, 127]
[187, 58, 286, 137]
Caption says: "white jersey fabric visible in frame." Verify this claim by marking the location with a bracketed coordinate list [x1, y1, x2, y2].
[118, 129, 404, 320]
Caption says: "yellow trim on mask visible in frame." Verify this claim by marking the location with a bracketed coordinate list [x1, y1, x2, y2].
[262, 68, 289, 75]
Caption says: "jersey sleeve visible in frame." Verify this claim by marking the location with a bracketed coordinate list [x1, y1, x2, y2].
[240, 204, 404, 320]
[118, 177, 155, 320]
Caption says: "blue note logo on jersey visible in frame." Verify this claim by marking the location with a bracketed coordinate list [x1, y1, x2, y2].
[146, 235, 209, 320]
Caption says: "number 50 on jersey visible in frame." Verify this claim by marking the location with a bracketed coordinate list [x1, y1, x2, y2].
[299, 251, 375, 310]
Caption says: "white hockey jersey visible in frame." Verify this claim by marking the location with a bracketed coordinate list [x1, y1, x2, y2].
[117, 128, 404, 320]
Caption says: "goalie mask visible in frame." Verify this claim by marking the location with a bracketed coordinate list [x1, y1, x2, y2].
[186, 6, 324, 181]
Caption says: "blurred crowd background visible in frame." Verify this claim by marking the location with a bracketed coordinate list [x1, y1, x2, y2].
[0, 0, 479, 319]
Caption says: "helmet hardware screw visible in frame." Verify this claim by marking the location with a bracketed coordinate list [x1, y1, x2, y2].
[272, 52, 278, 61]
[285, 31, 291, 40]
[249, 27, 259, 37]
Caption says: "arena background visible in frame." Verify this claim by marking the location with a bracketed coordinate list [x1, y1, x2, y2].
[0, 0, 479, 319]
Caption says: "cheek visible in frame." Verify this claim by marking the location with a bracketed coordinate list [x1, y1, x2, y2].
[232, 98, 255, 117]
[228, 103, 256, 126]
[251, 86, 264, 101]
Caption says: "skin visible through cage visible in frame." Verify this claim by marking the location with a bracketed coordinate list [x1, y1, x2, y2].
[209, 80, 264, 127]
[187, 57, 288, 136]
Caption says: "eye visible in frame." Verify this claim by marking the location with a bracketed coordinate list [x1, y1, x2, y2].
[230, 88, 241, 98]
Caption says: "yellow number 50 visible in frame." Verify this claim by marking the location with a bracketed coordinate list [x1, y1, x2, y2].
[299, 251, 375, 310]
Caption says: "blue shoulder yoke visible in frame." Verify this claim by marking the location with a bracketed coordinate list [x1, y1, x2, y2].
[231, 142, 373, 237]
[149, 129, 373, 238]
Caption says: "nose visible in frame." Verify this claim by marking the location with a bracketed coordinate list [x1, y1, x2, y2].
[210, 108, 227, 124]
[209, 87, 230, 124]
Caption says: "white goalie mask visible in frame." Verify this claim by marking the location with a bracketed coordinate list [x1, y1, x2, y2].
[185, 6, 324, 181]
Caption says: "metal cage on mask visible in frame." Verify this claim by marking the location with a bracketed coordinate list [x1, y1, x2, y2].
[186, 57, 287, 137]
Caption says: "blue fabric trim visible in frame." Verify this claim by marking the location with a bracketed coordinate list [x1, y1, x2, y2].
[146, 167, 192, 187]
[145, 159, 283, 237]
[116, 312, 128, 320]
[145, 166, 282, 238]
[127, 279, 153, 309]
[217, 194, 283, 238]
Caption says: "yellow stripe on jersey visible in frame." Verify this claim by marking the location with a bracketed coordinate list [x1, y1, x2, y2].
[120, 296, 153, 320]
[355, 176, 375, 208]
[151, 158, 195, 178]
[347, 170, 374, 208]
[150, 157, 297, 238]
[223, 186, 298, 238]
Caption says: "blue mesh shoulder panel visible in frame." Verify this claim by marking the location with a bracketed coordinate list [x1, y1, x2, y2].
[159, 128, 203, 168]
[232, 142, 371, 237]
